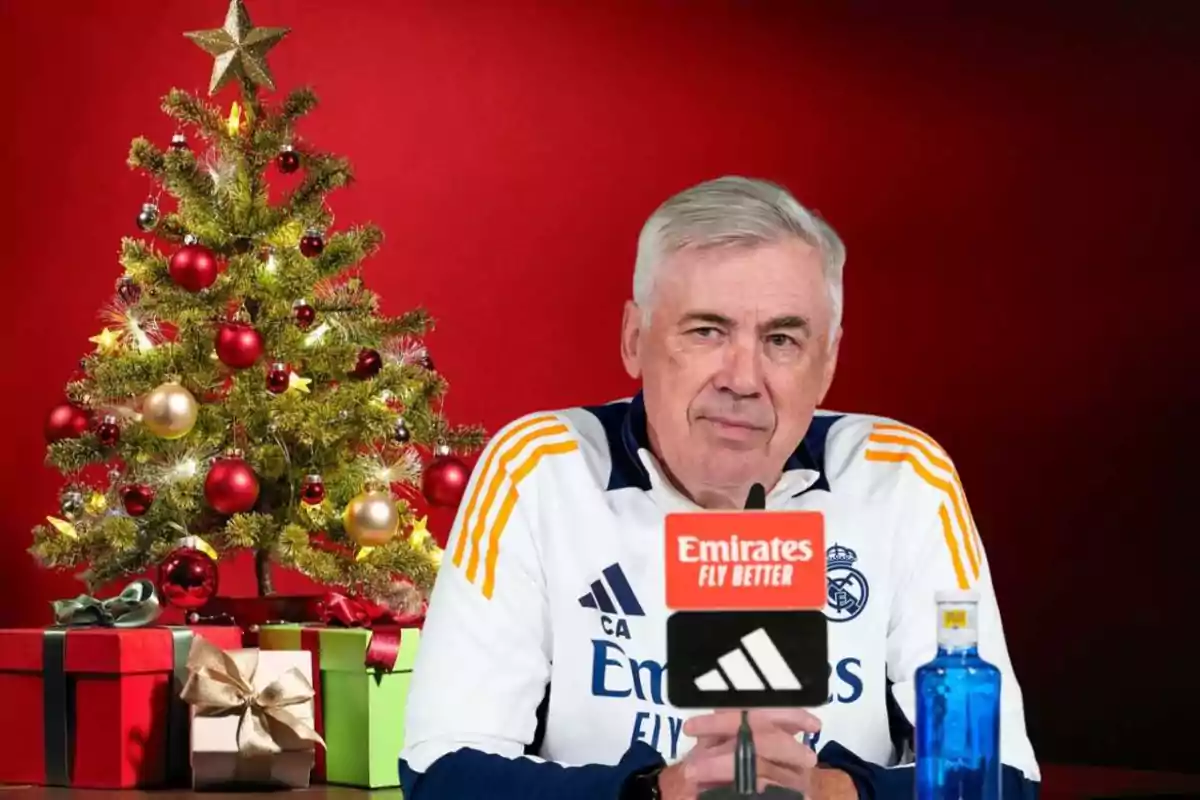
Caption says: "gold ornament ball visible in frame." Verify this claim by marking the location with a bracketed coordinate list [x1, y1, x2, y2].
[343, 490, 400, 547]
[143, 381, 199, 439]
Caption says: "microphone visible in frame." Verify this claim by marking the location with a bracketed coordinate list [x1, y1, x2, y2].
[734, 483, 766, 795]
[745, 483, 766, 510]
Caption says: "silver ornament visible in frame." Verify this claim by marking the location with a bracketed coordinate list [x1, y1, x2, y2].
[136, 202, 160, 232]
[60, 490, 85, 520]
[394, 418, 411, 443]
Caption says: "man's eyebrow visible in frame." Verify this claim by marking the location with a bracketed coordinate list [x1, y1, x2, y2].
[678, 311, 735, 327]
[677, 312, 812, 335]
[759, 315, 811, 334]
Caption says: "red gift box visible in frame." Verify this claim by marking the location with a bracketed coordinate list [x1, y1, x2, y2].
[0, 625, 243, 789]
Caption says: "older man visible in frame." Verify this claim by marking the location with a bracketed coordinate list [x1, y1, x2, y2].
[398, 177, 1040, 799]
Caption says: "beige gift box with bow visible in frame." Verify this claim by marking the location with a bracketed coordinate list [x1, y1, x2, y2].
[181, 634, 326, 790]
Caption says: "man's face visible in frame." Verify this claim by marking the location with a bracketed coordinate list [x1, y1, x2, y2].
[621, 237, 840, 508]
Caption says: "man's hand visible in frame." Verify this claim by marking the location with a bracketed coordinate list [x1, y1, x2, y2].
[656, 708, 843, 798]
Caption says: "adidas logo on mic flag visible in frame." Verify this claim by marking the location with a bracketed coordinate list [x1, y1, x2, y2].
[694, 628, 803, 692]
[667, 610, 828, 708]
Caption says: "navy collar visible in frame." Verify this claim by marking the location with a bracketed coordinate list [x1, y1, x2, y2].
[618, 391, 833, 497]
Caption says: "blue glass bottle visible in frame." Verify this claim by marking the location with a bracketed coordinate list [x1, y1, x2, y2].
[915, 589, 1001, 800]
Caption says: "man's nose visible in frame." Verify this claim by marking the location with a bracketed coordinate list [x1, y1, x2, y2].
[714, 337, 762, 397]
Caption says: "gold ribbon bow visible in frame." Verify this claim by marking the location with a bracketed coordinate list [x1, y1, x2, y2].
[180, 635, 325, 757]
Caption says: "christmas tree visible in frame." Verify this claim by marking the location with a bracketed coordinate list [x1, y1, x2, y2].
[32, 0, 483, 611]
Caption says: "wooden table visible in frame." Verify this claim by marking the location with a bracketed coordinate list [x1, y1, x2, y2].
[4, 765, 1200, 798]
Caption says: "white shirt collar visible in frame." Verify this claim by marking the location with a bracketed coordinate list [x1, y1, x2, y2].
[635, 448, 822, 511]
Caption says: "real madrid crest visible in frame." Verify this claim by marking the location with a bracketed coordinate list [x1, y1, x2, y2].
[824, 544, 869, 622]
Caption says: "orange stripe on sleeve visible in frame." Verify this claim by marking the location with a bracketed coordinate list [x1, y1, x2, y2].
[937, 503, 970, 590]
[864, 449, 976, 586]
[868, 431, 952, 473]
[869, 426, 981, 579]
[481, 440, 579, 599]
[871, 423, 945, 456]
[965, 492, 984, 570]
[451, 414, 559, 569]
[464, 423, 570, 584]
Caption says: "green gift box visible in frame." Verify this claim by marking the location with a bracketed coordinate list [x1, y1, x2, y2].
[258, 623, 420, 788]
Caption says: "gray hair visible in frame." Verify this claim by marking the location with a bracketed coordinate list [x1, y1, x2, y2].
[633, 176, 846, 338]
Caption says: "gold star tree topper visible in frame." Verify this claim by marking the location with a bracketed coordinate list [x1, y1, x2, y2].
[184, 0, 290, 95]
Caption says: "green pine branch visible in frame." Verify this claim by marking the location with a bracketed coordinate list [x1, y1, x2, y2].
[312, 225, 385, 277]
[128, 138, 214, 211]
[278, 522, 441, 596]
[251, 87, 318, 157]
[380, 308, 435, 337]
[281, 87, 319, 125]
[161, 88, 225, 141]
[119, 237, 170, 283]
[283, 154, 354, 220]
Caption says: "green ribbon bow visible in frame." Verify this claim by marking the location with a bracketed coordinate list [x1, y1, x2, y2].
[51, 578, 163, 628]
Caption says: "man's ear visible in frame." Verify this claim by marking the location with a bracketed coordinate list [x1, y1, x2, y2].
[620, 300, 643, 380]
[816, 327, 841, 405]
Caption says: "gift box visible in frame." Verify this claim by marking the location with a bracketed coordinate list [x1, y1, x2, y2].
[0, 623, 244, 788]
[182, 634, 324, 790]
[259, 622, 420, 788]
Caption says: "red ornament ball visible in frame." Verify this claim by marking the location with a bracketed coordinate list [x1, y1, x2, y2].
[121, 483, 155, 516]
[204, 455, 260, 515]
[45, 403, 92, 443]
[169, 243, 219, 292]
[300, 474, 326, 505]
[423, 454, 470, 507]
[293, 299, 315, 329]
[353, 348, 383, 379]
[266, 362, 290, 394]
[96, 414, 121, 447]
[299, 229, 325, 258]
[215, 322, 264, 369]
[159, 547, 218, 610]
[277, 146, 301, 174]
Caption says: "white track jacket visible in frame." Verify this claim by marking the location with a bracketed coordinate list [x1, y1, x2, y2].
[398, 393, 1040, 799]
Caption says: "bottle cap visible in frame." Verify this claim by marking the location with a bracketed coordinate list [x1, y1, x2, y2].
[935, 588, 980, 604]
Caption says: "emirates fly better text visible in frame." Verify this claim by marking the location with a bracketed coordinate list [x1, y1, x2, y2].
[676, 534, 814, 587]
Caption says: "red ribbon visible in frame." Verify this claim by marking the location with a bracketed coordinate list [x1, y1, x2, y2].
[363, 628, 402, 672]
[315, 591, 425, 672]
[300, 628, 326, 780]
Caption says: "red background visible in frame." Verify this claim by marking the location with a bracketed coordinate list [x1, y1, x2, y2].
[1, 0, 1196, 773]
